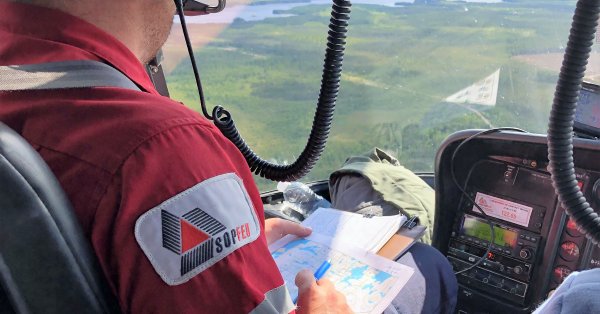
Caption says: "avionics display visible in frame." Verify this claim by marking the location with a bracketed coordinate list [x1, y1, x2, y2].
[461, 215, 518, 248]
[574, 82, 600, 136]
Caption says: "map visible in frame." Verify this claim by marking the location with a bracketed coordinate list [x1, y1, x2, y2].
[272, 237, 413, 314]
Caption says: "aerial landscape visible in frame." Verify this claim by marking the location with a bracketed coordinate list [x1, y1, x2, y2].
[161, 0, 596, 189]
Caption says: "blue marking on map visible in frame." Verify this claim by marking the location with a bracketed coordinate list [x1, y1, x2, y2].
[273, 238, 403, 311]
[271, 238, 310, 259]
[298, 260, 312, 268]
[298, 244, 320, 255]
[341, 265, 369, 285]
[374, 271, 392, 283]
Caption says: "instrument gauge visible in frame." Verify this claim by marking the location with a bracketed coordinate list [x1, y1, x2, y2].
[553, 265, 572, 284]
[559, 241, 580, 262]
[565, 217, 581, 237]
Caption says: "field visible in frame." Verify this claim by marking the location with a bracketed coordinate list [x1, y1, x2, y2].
[162, 0, 585, 189]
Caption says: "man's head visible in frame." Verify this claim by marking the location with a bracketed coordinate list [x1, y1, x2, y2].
[14, 0, 176, 63]
[139, 0, 175, 63]
[137, 0, 177, 63]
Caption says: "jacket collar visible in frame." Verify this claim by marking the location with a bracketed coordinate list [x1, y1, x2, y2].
[0, 1, 159, 95]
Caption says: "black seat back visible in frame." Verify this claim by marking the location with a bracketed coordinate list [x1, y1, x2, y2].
[0, 122, 119, 313]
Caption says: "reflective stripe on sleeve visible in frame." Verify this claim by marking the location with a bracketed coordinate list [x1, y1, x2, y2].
[249, 284, 295, 314]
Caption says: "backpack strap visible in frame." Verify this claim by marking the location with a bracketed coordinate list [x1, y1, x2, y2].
[0, 60, 141, 91]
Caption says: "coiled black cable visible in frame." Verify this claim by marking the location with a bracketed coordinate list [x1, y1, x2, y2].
[212, 0, 352, 182]
[547, 0, 600, 244]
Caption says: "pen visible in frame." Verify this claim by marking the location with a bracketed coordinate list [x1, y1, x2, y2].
[293, 259, 332, 304]
[313, 259, 332, 280]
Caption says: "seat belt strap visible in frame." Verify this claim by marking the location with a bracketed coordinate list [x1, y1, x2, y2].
[0, 60, 141, 92]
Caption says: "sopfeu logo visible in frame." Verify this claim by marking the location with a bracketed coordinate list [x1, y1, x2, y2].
[161, 208, 252, 275]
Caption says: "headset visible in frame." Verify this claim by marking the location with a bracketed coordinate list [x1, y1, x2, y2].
[182, 0, 226, 15]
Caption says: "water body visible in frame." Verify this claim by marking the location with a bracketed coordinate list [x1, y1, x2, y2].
[180, 0, 502, 24]
[453, 0, 503, 2]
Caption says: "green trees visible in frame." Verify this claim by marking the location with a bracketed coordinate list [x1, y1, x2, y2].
[165, 1, 574, 189]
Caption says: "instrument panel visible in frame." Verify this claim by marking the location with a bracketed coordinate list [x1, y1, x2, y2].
[447, 159, 555, 307]
[433, 131, 600, 314]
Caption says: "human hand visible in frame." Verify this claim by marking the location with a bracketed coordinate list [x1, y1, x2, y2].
[294, 269, 353, 314]
[264, 218, 312, 245]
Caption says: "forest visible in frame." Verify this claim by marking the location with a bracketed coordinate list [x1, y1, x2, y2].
[164, 0, 582, 190]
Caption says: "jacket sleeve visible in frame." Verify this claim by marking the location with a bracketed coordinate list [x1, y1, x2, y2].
[533, 269, 600, 314]
[90, 123, 294, 313]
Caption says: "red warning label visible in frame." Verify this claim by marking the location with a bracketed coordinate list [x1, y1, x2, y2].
[474, 192, 532, 227]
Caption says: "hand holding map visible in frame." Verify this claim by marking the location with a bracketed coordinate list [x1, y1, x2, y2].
[269, 208, 415, 314]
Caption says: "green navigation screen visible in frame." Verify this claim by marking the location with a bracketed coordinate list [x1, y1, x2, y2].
[462, 215, 518, 248]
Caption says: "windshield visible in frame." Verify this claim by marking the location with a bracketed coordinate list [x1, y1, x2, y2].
[161, 0, 596, 191]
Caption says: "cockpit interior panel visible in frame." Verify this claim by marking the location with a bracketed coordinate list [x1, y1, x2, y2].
[434, 131, 600, 314]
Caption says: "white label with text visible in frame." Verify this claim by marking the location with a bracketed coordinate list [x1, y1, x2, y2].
[473, 192, 533, 227]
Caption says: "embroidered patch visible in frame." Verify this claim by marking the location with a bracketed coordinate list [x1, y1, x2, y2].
[135, 173, 261, 285]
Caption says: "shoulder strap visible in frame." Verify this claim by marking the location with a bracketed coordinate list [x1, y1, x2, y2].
[0, 60, 141, 91]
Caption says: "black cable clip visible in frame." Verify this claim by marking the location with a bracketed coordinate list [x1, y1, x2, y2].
[403, 216, 418, 229]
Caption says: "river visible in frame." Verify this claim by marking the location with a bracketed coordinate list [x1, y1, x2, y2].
[179, 0, 503, 24]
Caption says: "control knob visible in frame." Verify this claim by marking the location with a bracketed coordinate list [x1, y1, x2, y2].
[519, 247, 533, 260]
[514, 266, 523, 275]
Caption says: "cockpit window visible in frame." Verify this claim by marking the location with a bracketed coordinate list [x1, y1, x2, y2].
[161, 0, 593, 190]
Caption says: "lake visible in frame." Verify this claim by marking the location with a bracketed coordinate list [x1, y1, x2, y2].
[179, 0, 503, 24]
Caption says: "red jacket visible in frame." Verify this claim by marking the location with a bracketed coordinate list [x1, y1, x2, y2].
[0, 2, 291, 313]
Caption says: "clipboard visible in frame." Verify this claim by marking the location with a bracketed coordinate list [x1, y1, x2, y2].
[377, 225, 427, 260]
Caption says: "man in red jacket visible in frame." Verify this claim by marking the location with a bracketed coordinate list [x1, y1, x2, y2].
[0, 0, 353, 312]
[1, 0, 458, 313]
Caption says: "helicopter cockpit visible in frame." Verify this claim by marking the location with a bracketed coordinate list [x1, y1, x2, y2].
[1, 0, 600, 313]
